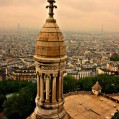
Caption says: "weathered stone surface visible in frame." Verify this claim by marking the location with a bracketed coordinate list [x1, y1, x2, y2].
[27, 0, 71, 119]
[34, 19, 66, 60]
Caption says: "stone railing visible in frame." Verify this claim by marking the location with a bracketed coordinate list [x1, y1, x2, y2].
[101, 93, 119, 104]
[63, 91, 92, 98]
[63, 91, 119, 104]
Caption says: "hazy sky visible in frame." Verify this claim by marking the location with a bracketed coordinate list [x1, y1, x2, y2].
[0, 0, 119, 32]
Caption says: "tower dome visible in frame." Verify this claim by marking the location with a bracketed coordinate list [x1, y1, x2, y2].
[34, 2, 67, 63]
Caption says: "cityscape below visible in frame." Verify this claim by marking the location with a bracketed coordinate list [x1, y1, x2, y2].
[0, 0, 119, 119]
[0, 28, 119, 119]
[0, 29, 119, 81]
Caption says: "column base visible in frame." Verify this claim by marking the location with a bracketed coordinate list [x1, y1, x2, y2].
[52, 100, 57, 104]
[58, 98, 63, 102]
[45, 99, 50, 104]
[35, 97, 40, 103]
[40, 99, 44, 102]
[27, 107, 72, 119]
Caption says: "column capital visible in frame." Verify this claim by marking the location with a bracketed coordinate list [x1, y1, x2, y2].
[59, 72, 63, 76]
[53, 74, 57, 78]
[45, 74, 50, 78]
[37, 72, 42, 76]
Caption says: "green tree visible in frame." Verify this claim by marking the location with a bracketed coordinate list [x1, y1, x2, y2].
[64, 75, 79, 93]
[63, 74, 119, 94]
[112, 110, 119, 119]
[3, 94, 20, 119]
[78, 76, 96, 91]
[110, 53, 119, 61]
[110, 57, 119, 61]
[0, 80, 33, 95]
[18, 83, 36, 118]
[0, 93, 6, 111]
[3, 83, 36, 119]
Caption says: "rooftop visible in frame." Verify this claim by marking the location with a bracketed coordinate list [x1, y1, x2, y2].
[92, 81, 102, 91]
[64, 94, 119, 119]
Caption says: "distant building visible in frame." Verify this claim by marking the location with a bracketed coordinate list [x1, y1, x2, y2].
[96, 62, 119, 75]
[107, 62, 119, 72]
[11, 66, 36, 81]
[65, 70, 97, 79]
[96, 67, 112, 75]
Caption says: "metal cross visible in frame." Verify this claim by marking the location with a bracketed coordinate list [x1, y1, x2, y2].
[46, 0, 57, 18]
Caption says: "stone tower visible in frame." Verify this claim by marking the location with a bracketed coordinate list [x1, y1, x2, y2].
[28, 0, 71, 119]
[92, 81, 102, 96]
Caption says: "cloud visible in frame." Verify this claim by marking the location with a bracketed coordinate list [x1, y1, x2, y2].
[59, 0, 119, 12]
[0, 0, 119, 32]
[0, 0, 44, 7]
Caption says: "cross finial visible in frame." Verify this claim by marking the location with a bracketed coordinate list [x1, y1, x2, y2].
[46, 0, 57, 18]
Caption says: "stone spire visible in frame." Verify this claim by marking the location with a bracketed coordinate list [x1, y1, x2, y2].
[27, 0, 71, 119]
[92, 81, 102, 96]
[92, 81, 102, 91]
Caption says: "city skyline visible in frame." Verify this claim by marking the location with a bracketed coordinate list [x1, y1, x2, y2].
[0, 0, 119, 32]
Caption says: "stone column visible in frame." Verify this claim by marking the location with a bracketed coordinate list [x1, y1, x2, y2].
[58, 73, 62, 101]
[61, 76, 64, 98]
[52, 74, 57, 103]
[45, 75, 50, 103]
[37, 73, 40, 99]
[40, 74, 44, 102]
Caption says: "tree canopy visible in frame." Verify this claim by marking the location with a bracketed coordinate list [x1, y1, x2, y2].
[63, 74, 119, 94]
[0, 80, 33, 95]
[112, 110, 119, 119]
[0, 74, 119, 119]
[3, 83, 36, 119]
[0, 93, 6, 111]
[0, 80, 36, 119]
[110, 54, 119, 61]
